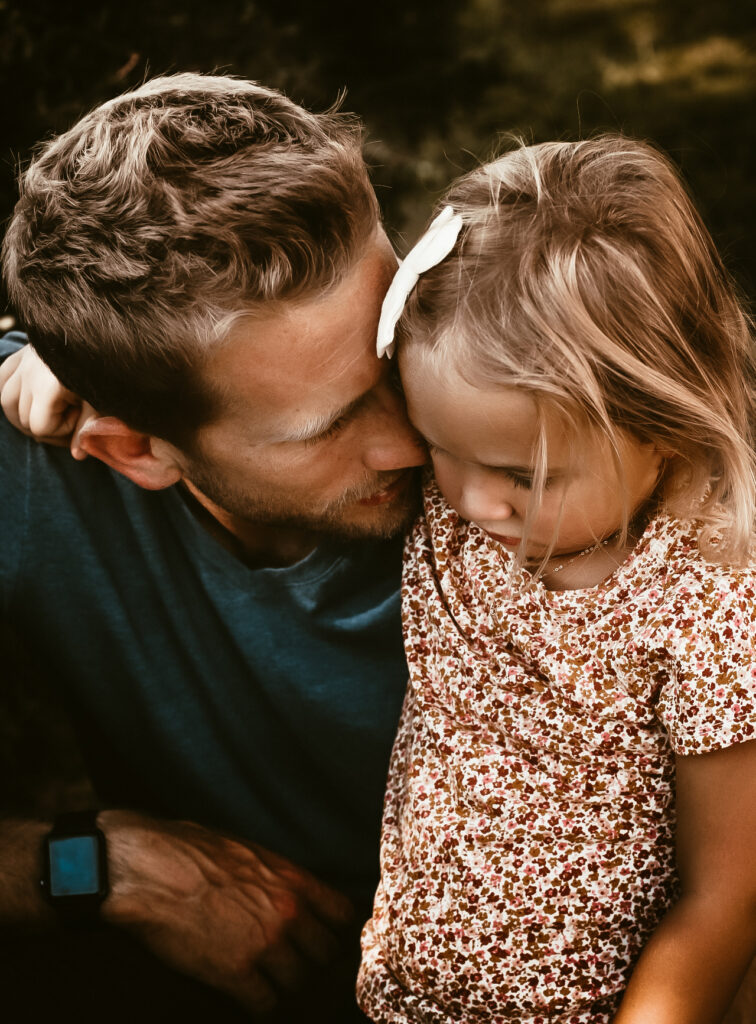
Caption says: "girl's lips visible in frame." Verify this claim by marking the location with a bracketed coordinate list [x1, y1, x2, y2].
[486, 531, 521, 548]
[357, 472, 410, 506]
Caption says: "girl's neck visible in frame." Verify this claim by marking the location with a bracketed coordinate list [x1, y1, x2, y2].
[537, 538, 635, 591]
[531, 503, 658, 592]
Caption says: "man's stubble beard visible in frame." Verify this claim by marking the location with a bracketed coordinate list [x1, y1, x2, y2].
[183, 460, 421, 543]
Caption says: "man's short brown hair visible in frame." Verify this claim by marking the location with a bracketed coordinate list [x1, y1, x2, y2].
[3, 73, 380, 442]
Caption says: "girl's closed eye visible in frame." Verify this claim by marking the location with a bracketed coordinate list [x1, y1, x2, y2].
[426, 446, 549, 491]
[501, 469, 534, 490]
[500, 469, 560, 490]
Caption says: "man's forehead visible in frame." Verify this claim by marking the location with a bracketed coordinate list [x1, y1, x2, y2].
[217, 305, 377, 395]
[201, 242, 394, 436]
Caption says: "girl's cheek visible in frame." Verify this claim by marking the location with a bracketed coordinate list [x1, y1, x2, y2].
[431, 457, 462, 507]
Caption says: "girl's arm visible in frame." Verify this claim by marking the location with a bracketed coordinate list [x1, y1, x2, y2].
[0, 343, 94, 457]
[613, 738, 756, 1024]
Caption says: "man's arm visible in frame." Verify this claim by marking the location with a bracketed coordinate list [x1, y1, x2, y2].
[613, 739, 756, 1023]
[0, 810, 354, 1012]
[0, 342, 361, 1011]
[0, 819, 57, 927]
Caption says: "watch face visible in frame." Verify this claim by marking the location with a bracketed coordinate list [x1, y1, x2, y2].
[48, 835, 101, 897]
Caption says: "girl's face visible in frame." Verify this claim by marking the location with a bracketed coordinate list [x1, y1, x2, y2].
[400, 346, 663, 561]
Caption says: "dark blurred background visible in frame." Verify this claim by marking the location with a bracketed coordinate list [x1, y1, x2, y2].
[1, 0, 755, 335]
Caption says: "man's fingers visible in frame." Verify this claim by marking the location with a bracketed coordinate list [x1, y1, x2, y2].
[222, 968, 278, 1014]
[289, 905, 342, 965]
[257, 939, 309, 991]
[302, 876, 354, 928]
[250, 842, 354, 928]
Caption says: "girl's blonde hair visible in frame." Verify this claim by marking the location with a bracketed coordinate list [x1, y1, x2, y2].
[398, 135, 756, 563]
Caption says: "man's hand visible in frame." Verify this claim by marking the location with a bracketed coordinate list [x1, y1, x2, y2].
[0, 344, 94, 459]
[99, 810, 355, 1014]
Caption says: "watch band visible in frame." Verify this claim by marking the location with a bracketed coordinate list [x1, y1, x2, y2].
[51, 810, 103, 835]
[41, 809, 109, 926]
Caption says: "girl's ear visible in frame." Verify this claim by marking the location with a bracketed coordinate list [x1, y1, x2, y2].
[652, 444, 676, 459]
[75, 416, 183, 490]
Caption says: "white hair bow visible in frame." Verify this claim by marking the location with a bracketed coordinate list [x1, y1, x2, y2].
[376, 205, 463, 359]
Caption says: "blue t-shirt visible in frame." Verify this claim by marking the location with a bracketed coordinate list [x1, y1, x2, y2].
[0, 334, 408, 911]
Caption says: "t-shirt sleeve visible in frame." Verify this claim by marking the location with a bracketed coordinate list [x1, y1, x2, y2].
[655, 565, 756, 755]
[0, 331, 27, 361]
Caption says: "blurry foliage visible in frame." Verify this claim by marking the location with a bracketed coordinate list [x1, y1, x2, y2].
[0, 0, 755, 308]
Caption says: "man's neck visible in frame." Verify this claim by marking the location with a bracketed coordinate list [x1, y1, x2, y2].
[179, 482, 320, 569]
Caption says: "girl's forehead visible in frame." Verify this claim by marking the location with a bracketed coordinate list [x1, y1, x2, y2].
[399, 346, 572, 460]
[400, 345, 536, 422]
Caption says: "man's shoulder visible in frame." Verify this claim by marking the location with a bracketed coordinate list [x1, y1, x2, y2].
[0, 330, 27, 358]
[0, 333, 154, 531]
[0, 333, 32, 461]
[0, 331, 31, 458]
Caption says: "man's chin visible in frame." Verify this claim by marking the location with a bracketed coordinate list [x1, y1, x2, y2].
[320, 499, 418, 542]
[308, 481, 421, 542]
[183, 466, 421, 545]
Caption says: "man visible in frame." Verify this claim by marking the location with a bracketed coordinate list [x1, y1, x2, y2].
[0, 73, 425, 1020]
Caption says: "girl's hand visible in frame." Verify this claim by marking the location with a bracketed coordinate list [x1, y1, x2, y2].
[0, 345, 94, 459]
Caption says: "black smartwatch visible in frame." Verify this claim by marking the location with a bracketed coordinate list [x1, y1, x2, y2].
[41, 810, 109, 925]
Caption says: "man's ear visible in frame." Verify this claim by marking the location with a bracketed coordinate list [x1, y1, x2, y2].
[75, 416, 183, 490]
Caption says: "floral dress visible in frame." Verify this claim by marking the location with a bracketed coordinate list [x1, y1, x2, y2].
[358, 481, 756, 1024]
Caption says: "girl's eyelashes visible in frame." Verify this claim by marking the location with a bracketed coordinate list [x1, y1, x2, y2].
[493, 469, 559, 489]
[501, 470, 534, 489]
[427, 445, 555, 491]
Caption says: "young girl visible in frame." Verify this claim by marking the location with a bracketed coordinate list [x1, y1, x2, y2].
[2, 136, 755, 1024]
[358, 136, 756, 1023]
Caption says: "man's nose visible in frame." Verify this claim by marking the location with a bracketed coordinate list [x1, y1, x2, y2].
[363, 385, 428, 472]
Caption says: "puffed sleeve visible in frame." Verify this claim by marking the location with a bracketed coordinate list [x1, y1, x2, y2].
[654, 562, 756, 754]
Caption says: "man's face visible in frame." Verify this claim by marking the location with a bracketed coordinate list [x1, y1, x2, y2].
[176, 231, 427, 544]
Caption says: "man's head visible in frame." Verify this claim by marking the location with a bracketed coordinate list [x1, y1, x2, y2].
[3, 73, 424, 543]
[3, 73, 380, 441]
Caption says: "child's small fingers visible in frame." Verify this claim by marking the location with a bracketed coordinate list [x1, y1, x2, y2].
[0, 368, 25, 430]
[57, 404, 84, 436]
[70, 402, 97, 460]
[16, 379, 37, 432]
[27, 395, 74, 438]
[0, 348, 24, 390]
[37, 371, 79, 409]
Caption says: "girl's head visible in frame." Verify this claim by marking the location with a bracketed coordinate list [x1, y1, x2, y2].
[392, 135, 756, 564]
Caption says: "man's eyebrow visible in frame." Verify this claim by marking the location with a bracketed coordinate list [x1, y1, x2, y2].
[279, 391, 369, 443]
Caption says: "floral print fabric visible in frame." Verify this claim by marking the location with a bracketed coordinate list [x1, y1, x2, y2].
[358, 481, 756, 1024]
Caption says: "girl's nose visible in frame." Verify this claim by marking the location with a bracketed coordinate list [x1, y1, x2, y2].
[456, 479, 515, 525]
